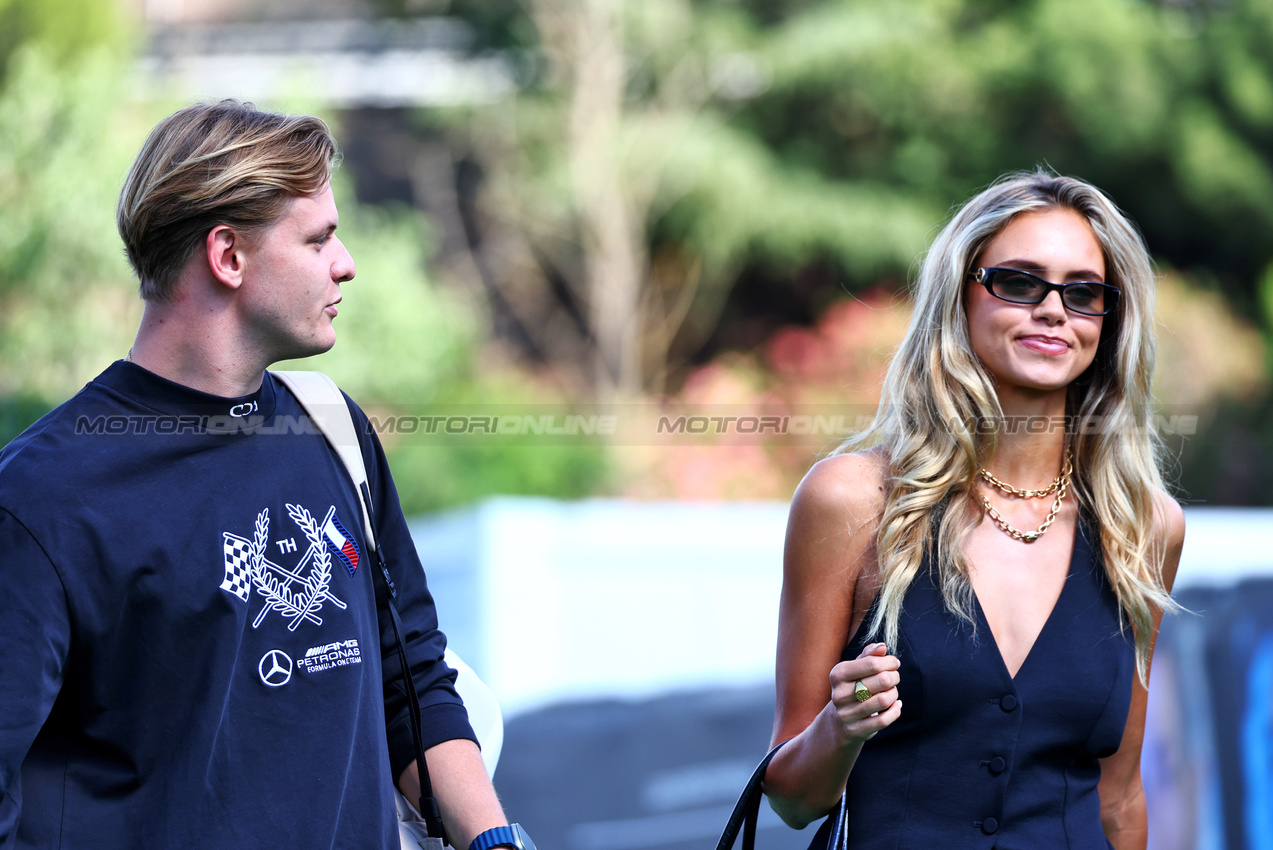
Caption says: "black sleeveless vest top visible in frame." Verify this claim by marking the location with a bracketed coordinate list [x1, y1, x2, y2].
[823, 519, 1134, 849]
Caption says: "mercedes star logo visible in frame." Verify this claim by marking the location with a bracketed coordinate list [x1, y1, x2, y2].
[258, 649, 293, 687]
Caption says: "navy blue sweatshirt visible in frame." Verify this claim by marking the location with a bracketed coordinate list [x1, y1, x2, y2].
[0, 361, 475, 849]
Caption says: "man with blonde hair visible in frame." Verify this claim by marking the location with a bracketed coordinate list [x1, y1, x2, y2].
[0, 101, 533, 849]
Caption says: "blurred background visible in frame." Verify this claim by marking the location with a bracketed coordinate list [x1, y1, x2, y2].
[1, 0, 1271, 846]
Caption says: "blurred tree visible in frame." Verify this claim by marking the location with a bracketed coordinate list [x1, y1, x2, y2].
[377, 370, 612, 513]
[720, 0, 1273, 325]
[0, 0, 128, 77]
[0, 45, 145, 399]
[435, 0, 1273, 400]
[0, 0, 139, 405]
[0, 0, 135, 447]
[435, 0, 935, 399]
[0, 0, 607, 513]
[275, 193, 613, 512]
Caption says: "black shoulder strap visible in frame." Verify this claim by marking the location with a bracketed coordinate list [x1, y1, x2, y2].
[272, 370, 445, 840]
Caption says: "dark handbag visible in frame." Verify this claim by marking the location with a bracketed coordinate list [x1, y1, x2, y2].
[714, 742, 849, 850]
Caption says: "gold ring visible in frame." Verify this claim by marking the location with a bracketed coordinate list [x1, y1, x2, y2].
[853, 680, 872, 702]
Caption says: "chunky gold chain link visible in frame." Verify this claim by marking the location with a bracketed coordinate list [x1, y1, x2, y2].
[979, 450, 1071, 498]
[979, 449, 1072, 543]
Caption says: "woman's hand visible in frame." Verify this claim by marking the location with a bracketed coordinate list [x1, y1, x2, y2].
[829, 642, 901, 747]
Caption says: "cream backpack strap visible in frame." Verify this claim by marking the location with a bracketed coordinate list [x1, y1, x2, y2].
[273, 370, 378, 551]
[271, 370, 504, 781]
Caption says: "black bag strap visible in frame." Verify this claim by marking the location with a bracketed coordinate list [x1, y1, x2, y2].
[715, 742, 784, 850]
[714, 740, 849, 850]
[362, 481, 446, 840]
[826, 791, 848, 849]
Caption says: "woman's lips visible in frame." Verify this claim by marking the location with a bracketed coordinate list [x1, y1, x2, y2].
[1017, 335, 1069, 355]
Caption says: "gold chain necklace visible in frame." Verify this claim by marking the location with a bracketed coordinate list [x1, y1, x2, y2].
[979, 455, 1069, 498]
[979, 450, 1072, 543]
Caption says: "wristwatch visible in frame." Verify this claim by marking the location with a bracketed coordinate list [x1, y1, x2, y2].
[469, 823, 536, 850]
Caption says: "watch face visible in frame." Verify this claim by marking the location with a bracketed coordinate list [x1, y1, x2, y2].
[473, 824, 535, 850]
[512, 824, 536, 850]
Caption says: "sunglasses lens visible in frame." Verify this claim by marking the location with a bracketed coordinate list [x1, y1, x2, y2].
[989, 270, 1045, 303]
[1061, 284, 1105, 315]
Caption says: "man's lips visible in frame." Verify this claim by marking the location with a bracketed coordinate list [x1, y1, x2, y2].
[1017, 335, 1070, 355]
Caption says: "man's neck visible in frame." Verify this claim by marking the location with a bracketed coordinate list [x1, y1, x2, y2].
[129, 302, 268, 398]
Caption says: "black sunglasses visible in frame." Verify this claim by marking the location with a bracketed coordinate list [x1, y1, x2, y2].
[972, 267, 1119, 316]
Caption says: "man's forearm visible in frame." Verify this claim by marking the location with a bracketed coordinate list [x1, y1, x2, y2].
[398, 738, 507, 849]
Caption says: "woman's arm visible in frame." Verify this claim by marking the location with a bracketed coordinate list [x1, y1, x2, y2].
[763, 451, 903, 828]
[1098, 494, 1185, 850]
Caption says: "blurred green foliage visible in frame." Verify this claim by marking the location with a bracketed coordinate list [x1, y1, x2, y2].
[275, 195, 613, 513]
[0, 392, 52, 447]
[435, 0, 1273, 503]
[0, 0, 607, 515]
[0, 43, 144, 402]
[380, 377, 612, 514]
[448, 0, 1273, 337]
[2, 0, 1272, 508]
[741, 0, 1273, 318]
[0, 0, 127, 75]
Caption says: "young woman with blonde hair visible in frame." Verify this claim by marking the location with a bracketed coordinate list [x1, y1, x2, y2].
[764, 171, 1183, 849]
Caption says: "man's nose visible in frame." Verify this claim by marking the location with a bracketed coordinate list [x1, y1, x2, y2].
[332, 238, 355, 283]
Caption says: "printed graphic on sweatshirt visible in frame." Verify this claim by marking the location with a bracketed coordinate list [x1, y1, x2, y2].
[321, 513, 360, 576]
[298, 639, 363, 675]
[220, 504, 349, 631]
[259, 649, 294, 687]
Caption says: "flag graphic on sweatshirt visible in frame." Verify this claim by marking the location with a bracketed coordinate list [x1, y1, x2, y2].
[322, 513, 360, 577]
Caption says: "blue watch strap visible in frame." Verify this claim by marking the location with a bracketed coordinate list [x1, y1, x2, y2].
[469, 824, 535, 850]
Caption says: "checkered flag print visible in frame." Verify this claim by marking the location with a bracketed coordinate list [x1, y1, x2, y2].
[221, 533, 253, 602]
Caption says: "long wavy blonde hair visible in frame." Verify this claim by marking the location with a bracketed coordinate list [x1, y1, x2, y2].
[842, 169, 1178, 683]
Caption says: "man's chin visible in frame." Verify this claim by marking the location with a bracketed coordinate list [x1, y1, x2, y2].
[270, 335, 337, 366]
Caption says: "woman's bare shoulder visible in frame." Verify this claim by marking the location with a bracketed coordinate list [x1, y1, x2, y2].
[792, 448, 890, 524]
[1151, 488, 1186, 590]
[1151, 489, 1186, 546]
[784, 449, 890, 574]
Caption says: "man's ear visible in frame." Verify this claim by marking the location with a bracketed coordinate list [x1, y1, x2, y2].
[206, 225, 246, 290]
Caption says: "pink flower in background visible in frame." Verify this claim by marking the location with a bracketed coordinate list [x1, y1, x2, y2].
[622, 290, 911, 500]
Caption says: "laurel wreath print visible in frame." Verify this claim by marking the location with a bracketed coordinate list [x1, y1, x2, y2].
[248, 505, 334, 631]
